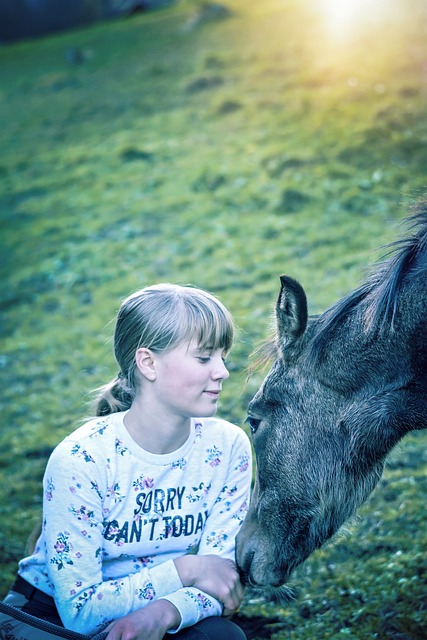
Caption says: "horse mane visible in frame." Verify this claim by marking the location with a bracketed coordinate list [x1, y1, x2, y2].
[306, 200, 427, 366]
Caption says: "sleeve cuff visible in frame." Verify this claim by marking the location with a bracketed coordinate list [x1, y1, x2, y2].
[160, 590, 198, 632]
[160, 589, 222, 633]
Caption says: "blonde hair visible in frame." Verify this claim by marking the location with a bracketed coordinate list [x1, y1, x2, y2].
[95, 283, 234, 415]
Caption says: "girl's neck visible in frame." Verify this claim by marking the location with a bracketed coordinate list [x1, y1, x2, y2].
[124, 400, 191, 455]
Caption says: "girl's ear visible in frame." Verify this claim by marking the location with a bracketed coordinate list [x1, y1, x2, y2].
[135, 348, 156, 381]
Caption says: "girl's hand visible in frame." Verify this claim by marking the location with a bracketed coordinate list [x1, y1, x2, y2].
[174, 554, 245, 616]
[104, 599, 180, 640]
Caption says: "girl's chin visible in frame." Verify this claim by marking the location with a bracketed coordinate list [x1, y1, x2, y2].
[196, 405, 218, 417]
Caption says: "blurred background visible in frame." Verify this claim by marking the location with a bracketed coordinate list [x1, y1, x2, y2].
[0, 0, 174, 43]
[1, 1, 426, 638]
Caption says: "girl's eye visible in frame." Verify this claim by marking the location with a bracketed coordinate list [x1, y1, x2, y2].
[198, 357, 210, 363]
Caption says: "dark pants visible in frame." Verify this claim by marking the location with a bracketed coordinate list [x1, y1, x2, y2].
[176, 617, 247, 639]
[0, 576, 246, 640]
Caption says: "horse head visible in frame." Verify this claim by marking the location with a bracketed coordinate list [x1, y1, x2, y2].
[236, 206, 427, 589]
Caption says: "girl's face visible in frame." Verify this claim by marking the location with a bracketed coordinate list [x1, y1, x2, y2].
[149, 339, 230, 421]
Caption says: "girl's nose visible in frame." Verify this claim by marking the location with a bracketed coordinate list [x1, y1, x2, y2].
[212, 355, 229, 380]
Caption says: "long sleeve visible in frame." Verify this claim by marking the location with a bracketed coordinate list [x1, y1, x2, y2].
[18, 413, 252, 636]
[42, 440, 184, 635]
[159, 427, 252, 632]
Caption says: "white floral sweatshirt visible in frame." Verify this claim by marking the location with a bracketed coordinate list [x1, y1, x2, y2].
[18, 411, 252, 636]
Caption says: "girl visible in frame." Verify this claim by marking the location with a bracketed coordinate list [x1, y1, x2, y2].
[0, 283, 252, 640]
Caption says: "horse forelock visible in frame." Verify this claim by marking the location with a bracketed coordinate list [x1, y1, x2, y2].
[247, 335, 278, 381]
[305, 201, 427, 370]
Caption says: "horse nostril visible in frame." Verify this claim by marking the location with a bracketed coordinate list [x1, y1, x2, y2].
[237, 564, 248, 584]
[236, 536, 255, 570]
[237, 549, 254, 585]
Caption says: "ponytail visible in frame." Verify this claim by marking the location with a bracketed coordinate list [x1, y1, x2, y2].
[95, 373, 134, 416]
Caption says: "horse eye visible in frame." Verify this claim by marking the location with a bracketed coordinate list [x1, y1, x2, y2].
[246, 416, 261, 435]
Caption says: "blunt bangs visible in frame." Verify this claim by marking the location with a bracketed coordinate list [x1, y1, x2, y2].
[125, 283, 234, 355]
[183, 299, 234, 353]
[161, 286, 234, 354]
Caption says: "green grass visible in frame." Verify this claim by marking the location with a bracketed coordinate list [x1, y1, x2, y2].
[1, 1, 426, 637]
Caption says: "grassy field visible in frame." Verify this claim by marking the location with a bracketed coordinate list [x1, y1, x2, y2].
[1, 0, 426, 638]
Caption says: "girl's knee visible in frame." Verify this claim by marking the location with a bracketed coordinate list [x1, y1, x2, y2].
[185, 616, 247, 640]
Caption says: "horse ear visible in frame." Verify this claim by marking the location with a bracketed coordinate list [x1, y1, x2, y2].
[276, 275, 308, 350]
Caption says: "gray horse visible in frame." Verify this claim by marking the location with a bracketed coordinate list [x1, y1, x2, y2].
[236, 203, 427, 589]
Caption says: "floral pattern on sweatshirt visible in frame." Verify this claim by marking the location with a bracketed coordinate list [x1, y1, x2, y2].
[18, 414, 252, 636]
[205, 446, 222, 467]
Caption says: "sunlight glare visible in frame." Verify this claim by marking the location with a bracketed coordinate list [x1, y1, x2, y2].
[321, 0, 385, 38]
